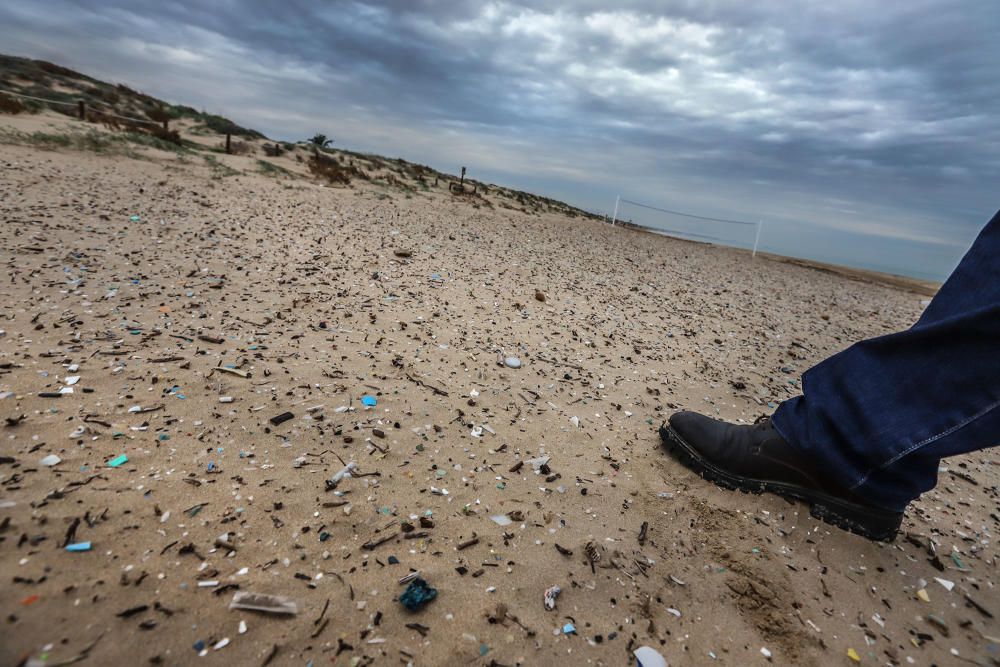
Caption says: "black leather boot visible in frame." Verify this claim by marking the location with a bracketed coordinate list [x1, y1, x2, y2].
[660, 411, 903, 541]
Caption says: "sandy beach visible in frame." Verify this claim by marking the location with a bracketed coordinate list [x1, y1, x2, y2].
[1, 112, 997, 666]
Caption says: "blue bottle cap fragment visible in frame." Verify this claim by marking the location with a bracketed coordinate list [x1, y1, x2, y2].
[562, 622, 576, 634]
[107, 454, 128, 467]
[361, 395, 377, 407]
[65, 541, 92, 552]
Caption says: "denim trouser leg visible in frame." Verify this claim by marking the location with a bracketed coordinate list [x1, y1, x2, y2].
[771, 209, 1000, 511]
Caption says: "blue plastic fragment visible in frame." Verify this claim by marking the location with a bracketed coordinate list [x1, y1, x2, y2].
[192, 640, 205, 652]
[562, 622, 576, 634]
[107, 454, 128, 467]
[361, 395, 377, 407]
[399, 577, 437, 611]
[65, 541, 92, 552]
[207, 461, 216, 472]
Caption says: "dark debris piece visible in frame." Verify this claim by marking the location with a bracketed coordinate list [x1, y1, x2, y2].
[399, 577, 437, 611]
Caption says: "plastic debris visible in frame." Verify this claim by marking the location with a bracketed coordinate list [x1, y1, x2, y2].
[269, 411, 294, 426]
[562, 622, 576, 634]
[229, 592, 298, 615]
[107, 454, 128, 468]
[544, 585, 561, 610]
[361, 395, 377, 407]
[934, 577, 955, 592]
[40, 454, 61, 467]
[65, 541, 92, 552]
[490, 514, 512, 526]
[634, 646, 668, 667]
[504, 356, 521, 369]
[328, 461, 358, 489]
[399, 578, 437, 611]
[847, 647, 861, 662]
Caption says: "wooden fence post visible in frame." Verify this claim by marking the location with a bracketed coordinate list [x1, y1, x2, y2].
[77, 100, 85, 120]
[225, 133, 231, 154]
[162, 119, 169, 131]
[460, 166, 466, 187]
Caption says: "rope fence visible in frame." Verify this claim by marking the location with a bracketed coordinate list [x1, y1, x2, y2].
[0, 88, 252, 154]
[0, 88, 161, 125]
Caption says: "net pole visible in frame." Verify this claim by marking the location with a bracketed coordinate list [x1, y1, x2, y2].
[611, 195, 620, 226]
[752, 220, 762, 258]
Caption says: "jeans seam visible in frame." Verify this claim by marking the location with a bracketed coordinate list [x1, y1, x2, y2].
[849, 396, 1000, 490]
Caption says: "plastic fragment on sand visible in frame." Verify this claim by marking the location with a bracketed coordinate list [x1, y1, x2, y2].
[213, 638, 229, 650]
[633, 646, 668, 667]
[65, 541, 92, 552]
[917, 588, 930, 602]
[562, 622, 576, 634]
[543, 585, 560, 610]
[215, 366, 249, 378]
[64, 376, 80, 385]
[399, 577, 437, 611]
[269, 411, 294, 426]
[504, 356, 521, 369]
[490, 514, 512, 526]
[107, 454, 128, 468]
[229, 592, 299, 615]
[934, 577, 955, 592]
[327, 462, 357, 489]
[238, 620, 247, 634]
[361, 395, 377, 407]
[40, 454, 61, 467]
[847, 648, 861, 662]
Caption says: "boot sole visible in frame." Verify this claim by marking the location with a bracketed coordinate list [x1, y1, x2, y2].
[659, 424, 902, 542]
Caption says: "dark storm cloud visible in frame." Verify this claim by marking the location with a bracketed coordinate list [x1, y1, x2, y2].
[2, 1, 997, 278]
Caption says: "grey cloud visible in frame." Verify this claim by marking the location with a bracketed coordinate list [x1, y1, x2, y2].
[1, 0, 997, 280]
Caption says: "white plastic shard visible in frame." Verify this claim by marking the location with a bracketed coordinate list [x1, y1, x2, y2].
[634, 646, 668, 667]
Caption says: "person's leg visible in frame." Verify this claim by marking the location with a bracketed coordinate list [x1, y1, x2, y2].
[771, 209, 1000, 511]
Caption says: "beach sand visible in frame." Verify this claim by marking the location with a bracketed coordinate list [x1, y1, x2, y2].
[1, 114, 996, 666]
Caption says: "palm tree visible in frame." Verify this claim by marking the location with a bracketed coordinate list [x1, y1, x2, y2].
[308, 134, 333, 155]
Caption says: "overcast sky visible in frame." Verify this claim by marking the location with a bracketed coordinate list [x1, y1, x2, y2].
[3, 1, 998, 280]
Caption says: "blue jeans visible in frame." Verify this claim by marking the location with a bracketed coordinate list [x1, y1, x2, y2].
[772, 209, 1000, 511]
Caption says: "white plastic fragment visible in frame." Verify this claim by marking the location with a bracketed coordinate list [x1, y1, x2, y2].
[934, 577, 955, 592]
[504, 356, 521, 368]
[229, 591, 298, 615]
[544, 585, 561, 610]
[65, 375, 80, 385]
[634, 646, 668, 667]
[40, 454, 61, 466]
[328, 462, 357, 488]
[490, 514, 512, 526]
[526, 455, 550, 472]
